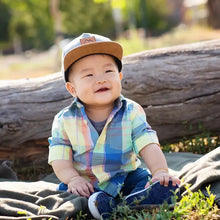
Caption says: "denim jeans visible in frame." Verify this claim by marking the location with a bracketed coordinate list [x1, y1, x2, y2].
[120, 168, 151, 196]
[58, 168, 151, 197]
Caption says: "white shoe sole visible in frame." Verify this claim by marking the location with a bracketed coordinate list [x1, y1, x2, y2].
[88, 192, 102, 220]
[125, 180, 160, 200]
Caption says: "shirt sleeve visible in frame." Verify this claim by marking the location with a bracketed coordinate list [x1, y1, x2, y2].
[48, 111, 72, 164]
[131, 103, 160, 155]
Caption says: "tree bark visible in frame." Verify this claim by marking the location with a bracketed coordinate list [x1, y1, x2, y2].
[122, 39, 220, 142]
[0, 39, 220, 164]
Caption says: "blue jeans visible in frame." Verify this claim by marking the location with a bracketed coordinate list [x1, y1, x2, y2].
[120, 168, 151, 196]
[58, 168, 151, 197]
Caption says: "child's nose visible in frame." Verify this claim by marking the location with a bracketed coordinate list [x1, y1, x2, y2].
[96, 77, 107, 84]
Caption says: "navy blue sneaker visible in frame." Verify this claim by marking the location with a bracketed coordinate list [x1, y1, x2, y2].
[88, 192, 116, 219]
[125, 180, 179, 206]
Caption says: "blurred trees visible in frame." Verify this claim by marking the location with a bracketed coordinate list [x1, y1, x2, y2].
[0, 1, 11, 52]
[0, 0, 54, 53]
[60, 0, 114, 36]
[2, 0, 218, 54]
[94, 0, 171, 36]
[0, 1, 11, 42]
[135, 0, 171, 35]
[207, 0, 220, 29]
[0, 0, 175, 53]
[0, 0, 115, 53]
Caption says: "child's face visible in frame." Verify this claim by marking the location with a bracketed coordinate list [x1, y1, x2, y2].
[66, 54, 122, 109]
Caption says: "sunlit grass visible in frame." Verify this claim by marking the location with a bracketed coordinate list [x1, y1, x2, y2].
[162, 129, 219, 155]
[118, 24, 220, 56]
[0, 50, 56, 80]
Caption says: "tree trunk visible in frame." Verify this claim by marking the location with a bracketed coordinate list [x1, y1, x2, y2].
[0, 39, 220, 165]
[207, 0, 220, 29]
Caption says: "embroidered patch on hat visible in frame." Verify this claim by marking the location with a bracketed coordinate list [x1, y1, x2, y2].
[80, 36, 96, 45]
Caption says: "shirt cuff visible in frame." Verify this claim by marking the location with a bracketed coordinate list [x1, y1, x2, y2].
[133, 133, 160, 155]
[48, 145, 71, 164]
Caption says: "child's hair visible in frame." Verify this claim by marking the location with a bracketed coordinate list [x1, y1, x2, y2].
[61, 33, 123, 82]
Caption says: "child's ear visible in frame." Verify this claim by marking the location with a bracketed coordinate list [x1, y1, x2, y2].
[119, 72, 123, 81]
[65, 82, 76, 97]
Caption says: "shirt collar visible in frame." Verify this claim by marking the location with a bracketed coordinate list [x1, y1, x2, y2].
[73, 97, 84, 108]
[115, 94, 126, 109]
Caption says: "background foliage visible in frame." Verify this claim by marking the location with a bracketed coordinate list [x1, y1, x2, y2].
[0, 0, 54, 51]
[0, 0, 175, 52]
[60, 0, 114, 37]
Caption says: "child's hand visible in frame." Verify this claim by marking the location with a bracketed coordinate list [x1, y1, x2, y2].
[145, 171, 181, 188]
[67, 175, 94, 197]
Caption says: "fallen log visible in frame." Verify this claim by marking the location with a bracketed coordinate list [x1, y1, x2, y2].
[122, 39, 220, 142]
[0, 39, 220, 165]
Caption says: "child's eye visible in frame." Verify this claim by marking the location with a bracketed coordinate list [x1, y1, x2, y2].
[106, 70, 114, 73]
[84, 74, 93, 77]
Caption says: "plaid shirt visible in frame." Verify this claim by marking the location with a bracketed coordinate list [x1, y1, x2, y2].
[48, 95, 159, 196]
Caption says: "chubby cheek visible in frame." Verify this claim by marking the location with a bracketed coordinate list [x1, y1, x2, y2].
[76, 87, 92, 100]
[115, 81, 122, 94]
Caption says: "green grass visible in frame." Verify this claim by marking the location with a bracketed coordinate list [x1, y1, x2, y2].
[162, 128, 219, 155]
[74, 185, 219, 220]
[173, 185, 218, 219]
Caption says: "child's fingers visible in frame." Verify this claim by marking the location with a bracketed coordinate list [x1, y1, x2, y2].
[68, 184, 91, 197]
[68, 187, 79, 196]
[87, 182, 94, 193]
[145, 182, 150, 188]
[77, 185, 91, 197]
[160, 175, 170, 186]
[145, 175, 180, 189]
[171, 176, 181, 186]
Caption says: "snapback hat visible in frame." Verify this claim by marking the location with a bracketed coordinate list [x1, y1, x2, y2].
[62, 33, 123, 82]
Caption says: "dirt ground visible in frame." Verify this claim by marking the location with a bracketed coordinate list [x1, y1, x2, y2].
[0, 48, 60, 80]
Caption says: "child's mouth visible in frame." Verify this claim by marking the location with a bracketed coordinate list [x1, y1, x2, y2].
[96, 87, 109, 93]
